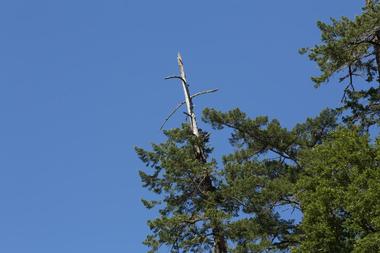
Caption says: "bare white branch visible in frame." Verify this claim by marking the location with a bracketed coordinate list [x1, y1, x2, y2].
[160, 89, 218, 130]
[191, 89, 218, 99]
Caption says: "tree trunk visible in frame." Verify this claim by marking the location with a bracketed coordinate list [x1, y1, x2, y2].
[366, 0, 380, 83]
[177, 53, 200, 137]
[375, 31, 380, 83]
[176, 53, 228, 253]
[213, 229, 228, 253]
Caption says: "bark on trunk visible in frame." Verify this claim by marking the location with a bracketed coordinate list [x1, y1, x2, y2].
[213, 229, 228, 253]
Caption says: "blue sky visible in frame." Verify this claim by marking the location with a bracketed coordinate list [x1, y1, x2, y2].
[0, 1, 363, 252]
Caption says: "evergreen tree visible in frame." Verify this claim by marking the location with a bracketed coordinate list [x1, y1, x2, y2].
[136, 54, 229, 253]
[301, 0, 380, 128]
[295, 2, 380, 251]
[136, 106, 337, 252]
[136, 2, 380, 252]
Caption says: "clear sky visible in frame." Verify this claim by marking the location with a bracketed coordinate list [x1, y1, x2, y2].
[0, 1, 363, 252]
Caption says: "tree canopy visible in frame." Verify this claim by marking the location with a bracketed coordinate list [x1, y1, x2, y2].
[295, 128, 380, 252]
[301, 1, 380, 128]
[136, 1, 380, 252]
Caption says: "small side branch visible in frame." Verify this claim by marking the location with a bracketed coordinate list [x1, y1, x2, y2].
[160, 101, 187, 130]
[160, 89, 218, 130]
[191, 89, 218, 99]
[165, 76, 188, 86]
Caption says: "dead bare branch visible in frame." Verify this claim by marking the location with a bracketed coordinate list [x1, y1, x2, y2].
[164, 75, 188, 86]
[160, 89, 218, 130]
[191, 89, 218, 99]
[160, 101, 187, 130]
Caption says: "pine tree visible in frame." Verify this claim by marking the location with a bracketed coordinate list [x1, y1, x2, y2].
[201, 108, 337, 252]
[136, 2, 380, 252]
[135, 53, 337, 251]
[295, 2, 380, 251]
[301, 0, 380, 128]
[136, 54, 228, 253]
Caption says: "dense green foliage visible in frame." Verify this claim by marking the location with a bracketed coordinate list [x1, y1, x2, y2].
[136, 1, 380, 252]
[136, 110, 337, 252]
[296, 128, 380, 252]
